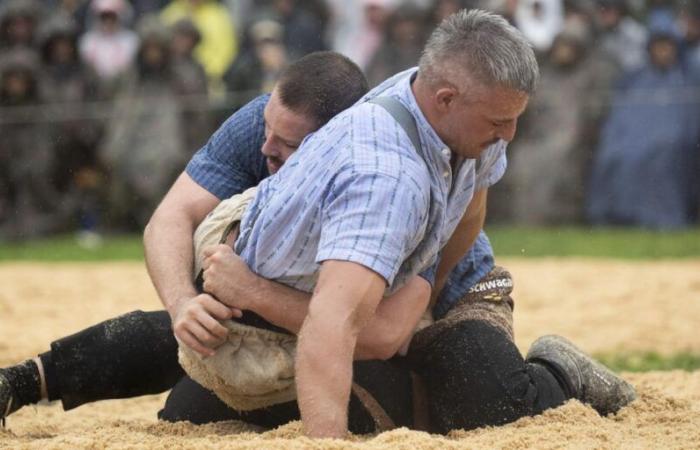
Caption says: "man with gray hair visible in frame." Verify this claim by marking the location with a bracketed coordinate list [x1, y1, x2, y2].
[193, 9, 634, 437]
[0, 10, 634, 439]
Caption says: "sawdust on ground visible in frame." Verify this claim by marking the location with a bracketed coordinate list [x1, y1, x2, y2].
[0, 259, 699, 449]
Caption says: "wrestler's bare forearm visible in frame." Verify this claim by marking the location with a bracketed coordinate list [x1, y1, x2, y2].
[354, 276, 430, 359]
[202, 245, 430, 359]
[250, 273, 429, 359]
[295, 260, 385, 438]
[144, 173, 219, 314]
[144, 173, 234, 356]
[432, 188, 488, 300]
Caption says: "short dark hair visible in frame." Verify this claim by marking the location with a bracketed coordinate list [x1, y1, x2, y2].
[276, 51, 369, 127]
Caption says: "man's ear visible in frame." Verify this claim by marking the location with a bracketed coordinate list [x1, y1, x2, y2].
[434, 86, 459, 113]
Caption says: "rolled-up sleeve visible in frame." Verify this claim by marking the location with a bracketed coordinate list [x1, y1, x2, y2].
[417, 262, 438, 287]
[186, 95, 268, 199]
[316, 168, 428, 286]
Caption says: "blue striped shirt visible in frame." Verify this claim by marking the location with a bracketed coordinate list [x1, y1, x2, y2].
[234, 68, 507, 295]
[186, 95, 271, 200]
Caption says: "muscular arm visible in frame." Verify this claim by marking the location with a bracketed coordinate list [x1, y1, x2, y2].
[202, 245, 431, 360]
[295, 260, 386, 438]
[144, 173, 235, 356]
[431, 188, 488, 302]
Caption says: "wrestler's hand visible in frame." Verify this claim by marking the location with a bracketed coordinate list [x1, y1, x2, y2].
[201, 244, 258, 311]
[172, 293, 237, 357]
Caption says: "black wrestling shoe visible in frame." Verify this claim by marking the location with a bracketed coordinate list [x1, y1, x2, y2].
[526, 335, 636, 416]
[0, 371, 19, 427]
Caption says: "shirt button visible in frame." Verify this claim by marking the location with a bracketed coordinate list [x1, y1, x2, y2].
[441, 148, 450, 157]
[443, 171, 449, 178]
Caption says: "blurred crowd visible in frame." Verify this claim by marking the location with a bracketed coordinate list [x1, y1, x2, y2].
[0, 0, 699, 243]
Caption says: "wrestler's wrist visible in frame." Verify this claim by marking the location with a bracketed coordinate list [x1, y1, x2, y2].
[167, 292, 197, 320]
[245, 284, 271, 316]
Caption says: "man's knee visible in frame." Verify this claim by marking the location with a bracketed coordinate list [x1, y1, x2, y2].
[159, 376, 242, 424]
[50, 310, 172, 355]
[414, 320, 537, 434]
[48, 310, 181, 410]
[93, 310, 174, 351]
[129, 310, 174, 349]
[159, 376, 299, 429]
[414, 266, 515, 357]
[116, 310, 172, 336]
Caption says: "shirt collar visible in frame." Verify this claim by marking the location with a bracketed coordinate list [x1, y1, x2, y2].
[392, 69, 452, 167]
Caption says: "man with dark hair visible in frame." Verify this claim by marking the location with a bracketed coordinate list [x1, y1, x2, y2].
[0, 50, 412, 423]
[275, 50, 365, 127]
[147, 51, 375, 356]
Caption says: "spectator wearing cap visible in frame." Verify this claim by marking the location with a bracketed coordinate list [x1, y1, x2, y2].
[78, 0, 139, 95]
[594, 0, 647, 73]
[160, 0, 237, 95]
[587, 21, 700, 228]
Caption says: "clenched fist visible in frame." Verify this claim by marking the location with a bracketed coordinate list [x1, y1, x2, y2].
[201, 244, 259, 311]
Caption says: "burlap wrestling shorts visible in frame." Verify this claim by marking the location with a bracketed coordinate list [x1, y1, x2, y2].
[178, 187, 300, 411]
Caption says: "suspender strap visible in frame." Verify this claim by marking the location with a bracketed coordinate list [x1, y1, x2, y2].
[369, 96, 422, 153]
[370, 96, 483, 172]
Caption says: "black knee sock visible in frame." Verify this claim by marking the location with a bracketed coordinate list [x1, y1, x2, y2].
[1, 359, 42, 408]
[39, 351, 61, 402]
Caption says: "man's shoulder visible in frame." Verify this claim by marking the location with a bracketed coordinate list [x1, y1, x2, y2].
[345, 99, 414, 139]
[332, 145, 432, 202]
[222, 95, 269, 128]
[185, 94, 269, 197]
[317, 100, 430, 189]
[212, 94, 269, 149]
[356, 67, 417, 104]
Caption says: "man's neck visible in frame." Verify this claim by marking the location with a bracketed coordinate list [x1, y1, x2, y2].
[411, 75, 441, 134]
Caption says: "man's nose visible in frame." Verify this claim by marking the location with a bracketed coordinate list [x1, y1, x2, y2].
[497, 121, 517, 143]
[261, 136, 278, 156]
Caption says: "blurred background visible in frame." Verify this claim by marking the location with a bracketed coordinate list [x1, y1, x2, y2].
[0, 0, 699, 250]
